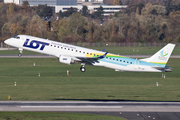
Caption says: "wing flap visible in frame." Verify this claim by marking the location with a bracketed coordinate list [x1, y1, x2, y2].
[76, 52, 108, 65]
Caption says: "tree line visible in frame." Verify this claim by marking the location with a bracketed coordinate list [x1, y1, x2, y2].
[0, 0, 180, 44]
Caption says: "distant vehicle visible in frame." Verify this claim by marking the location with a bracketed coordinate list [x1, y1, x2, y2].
[4, 35, 175, 72]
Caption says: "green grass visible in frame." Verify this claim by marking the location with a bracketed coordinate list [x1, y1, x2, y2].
[0, 112, 125, 120]
[0, 58, 180, 101]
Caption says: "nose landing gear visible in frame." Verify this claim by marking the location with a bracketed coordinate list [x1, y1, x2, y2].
[18, 48, 23, 57]
[18, 53, 22, 57]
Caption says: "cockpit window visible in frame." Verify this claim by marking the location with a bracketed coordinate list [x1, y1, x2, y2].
[13, 36, 20, 39]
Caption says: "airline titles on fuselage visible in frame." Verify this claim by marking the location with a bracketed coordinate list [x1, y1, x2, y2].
[51, 42, 76, 50]
[23, 38, 77, 51]
[23, 39, 49, 50]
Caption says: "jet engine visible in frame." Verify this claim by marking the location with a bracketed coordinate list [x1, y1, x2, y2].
[59, 55, 74, 65]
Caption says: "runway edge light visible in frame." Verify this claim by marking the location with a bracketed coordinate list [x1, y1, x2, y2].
[8, 95, 11, 100]
[156, 82, 158, 86]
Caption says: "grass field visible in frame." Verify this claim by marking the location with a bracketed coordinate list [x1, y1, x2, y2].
[0, 57, 180, 101]
[0, 48, 179, 119]
[0, 112, 125, 120]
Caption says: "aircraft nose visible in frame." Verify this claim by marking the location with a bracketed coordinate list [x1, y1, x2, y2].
[4, 38, 11, 45]
[4, 40, 8, 44]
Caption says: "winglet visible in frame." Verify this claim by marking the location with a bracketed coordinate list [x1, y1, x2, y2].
[102, 49, 105, 52]
[98, 52, 108, 59]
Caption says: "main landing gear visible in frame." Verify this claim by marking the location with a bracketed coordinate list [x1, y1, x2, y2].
[80, 63, 86, 72]
[80, 66, 86, 72]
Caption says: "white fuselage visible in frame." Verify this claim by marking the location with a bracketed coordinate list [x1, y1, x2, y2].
[5, 35, 174, 72]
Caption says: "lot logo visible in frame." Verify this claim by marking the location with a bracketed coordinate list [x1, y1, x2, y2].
[158, 50, 168, 61]
[23, 39, 49, 50]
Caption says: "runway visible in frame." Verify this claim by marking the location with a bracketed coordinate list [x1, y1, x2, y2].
[0, 55, 54, 58]
[1, 101, 180, 120]
[1, 101, 180, 112]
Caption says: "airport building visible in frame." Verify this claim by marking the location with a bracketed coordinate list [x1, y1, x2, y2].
[3, 0, 127, 16]
[4, 0, 19, 4]
[4, 0, 77, 6]
[55, 5, 127, 16]
[77, 0, 103, 6]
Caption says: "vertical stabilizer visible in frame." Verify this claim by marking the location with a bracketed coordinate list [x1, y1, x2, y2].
[141, 43, 175, 67]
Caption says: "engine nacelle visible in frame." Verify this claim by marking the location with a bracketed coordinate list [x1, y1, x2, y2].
[59, 55, 74, 65]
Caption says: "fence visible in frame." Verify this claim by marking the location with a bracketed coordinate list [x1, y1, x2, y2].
[67, 42, 179, 47]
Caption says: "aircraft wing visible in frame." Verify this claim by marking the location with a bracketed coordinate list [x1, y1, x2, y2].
[76, 52, 108, 65]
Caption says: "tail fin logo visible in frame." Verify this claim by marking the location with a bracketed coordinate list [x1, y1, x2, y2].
[160, 50, 168, 57]
[158, 50, 168, 61]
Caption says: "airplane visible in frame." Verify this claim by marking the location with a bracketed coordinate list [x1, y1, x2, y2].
[4, 35, 175, 72]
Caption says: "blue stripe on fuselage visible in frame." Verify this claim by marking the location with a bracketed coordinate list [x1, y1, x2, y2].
[100, 57, 164, 67]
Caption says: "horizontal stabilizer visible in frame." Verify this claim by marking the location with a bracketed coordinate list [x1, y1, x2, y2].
[153, 66, 172, 72]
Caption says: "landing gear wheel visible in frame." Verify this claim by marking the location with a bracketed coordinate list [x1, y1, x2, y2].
[80, 66, 86, 72]
[18, 53, 22, 57]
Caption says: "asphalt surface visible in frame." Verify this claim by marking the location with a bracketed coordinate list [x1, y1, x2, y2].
[0, 55, 54, 58]
[0, 101, 180, 120]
